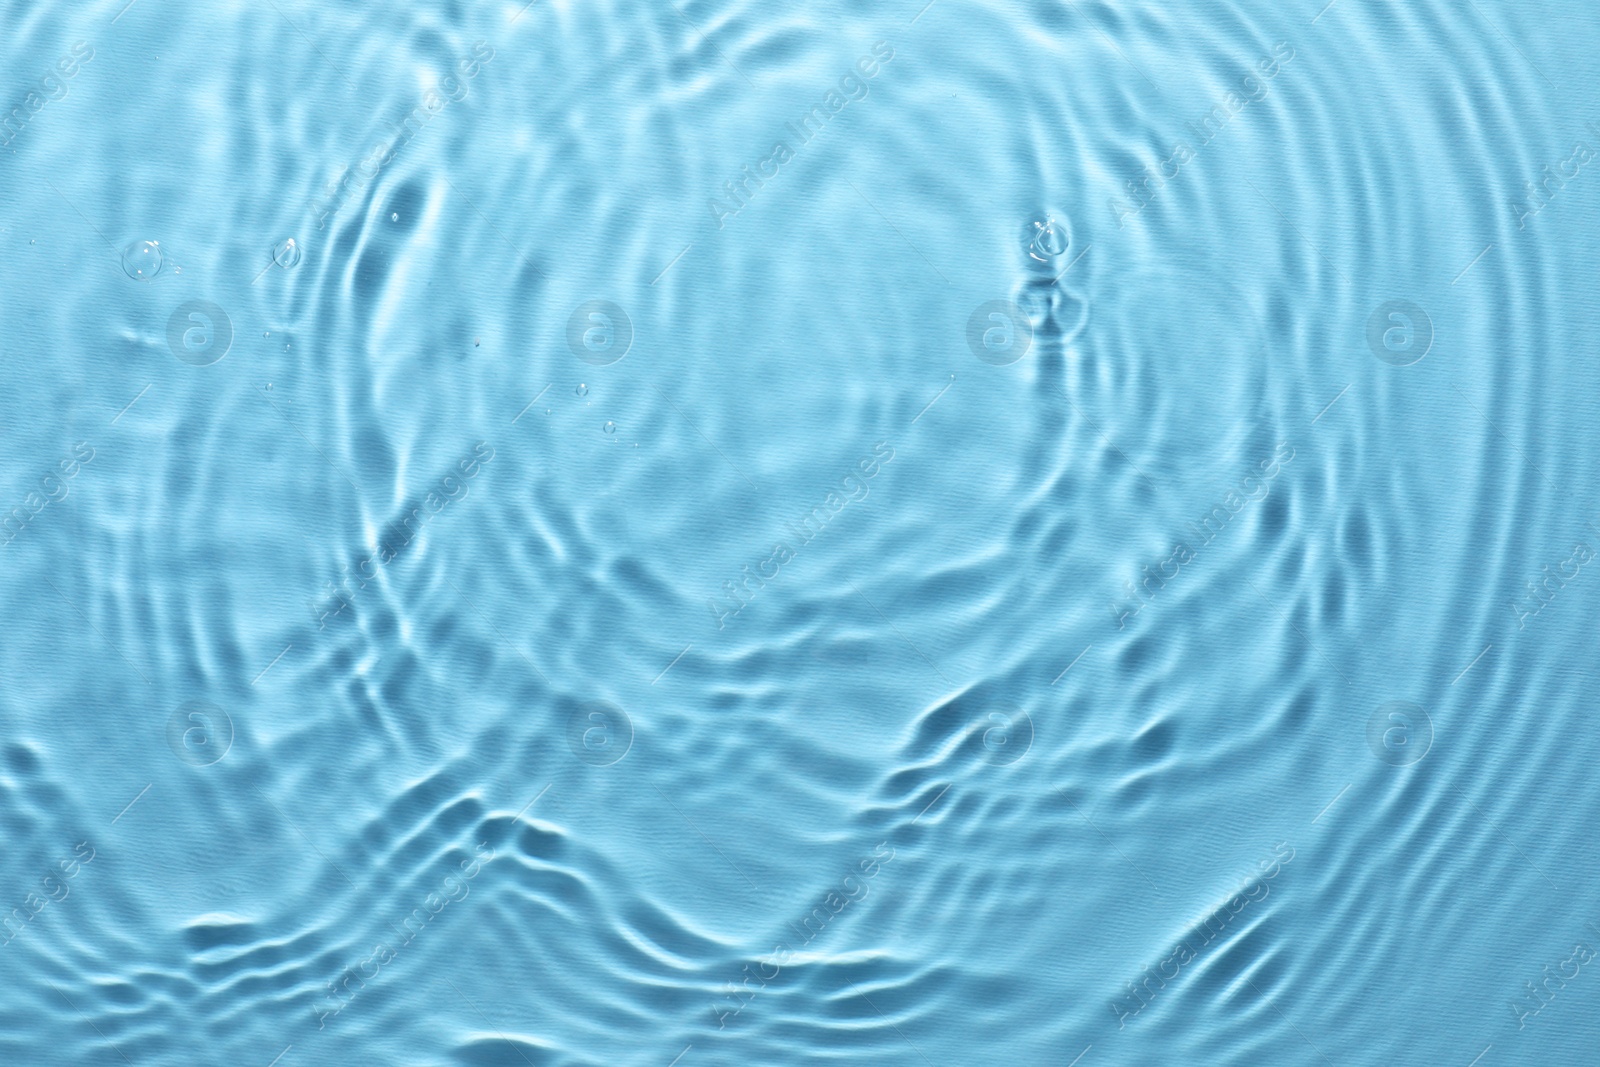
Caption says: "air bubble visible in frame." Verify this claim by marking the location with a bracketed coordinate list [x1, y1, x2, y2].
[603, 421, 616, 434]
[273, 238, 301, 269]
[576, 383, 588, 396]
[391, 213, 399, 222]
[122, 240, 161, 281]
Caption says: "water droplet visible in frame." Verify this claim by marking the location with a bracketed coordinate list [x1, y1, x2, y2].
[264, 331, 270, 338]
[272, 238, 301, 269]
[390, 213, 399, 222]
[29, 238, 36, 245]
[474, 338, 480, 347]
[576, 383, 588, 396]
[603, 421, 616, 434]
[265, 383, 273, 390]
[544, 408, 551, 415]
[122, 240, 161, 281]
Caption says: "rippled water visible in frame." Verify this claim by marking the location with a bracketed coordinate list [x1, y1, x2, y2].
[3, 0, 1599, 1064]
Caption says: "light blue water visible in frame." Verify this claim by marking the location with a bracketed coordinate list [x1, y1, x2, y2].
[3, 0, 1600, 1064]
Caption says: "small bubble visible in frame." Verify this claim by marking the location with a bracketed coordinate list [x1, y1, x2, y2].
[544, 408, 551, 415]
[391, 213, 399, 222]
[474, 338, 480, 347]
[603, 421, 616, 434]
[576, 383, 588, 396]
[265, 383, 273, 390]
[122, 240, 162, 281]
[29, 239, 35, 245]
[264, 332, 270, 338]
[272, 238, 301, 269]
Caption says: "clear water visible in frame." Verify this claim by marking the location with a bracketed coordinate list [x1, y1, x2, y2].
[2, 1, 1598, 1064]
